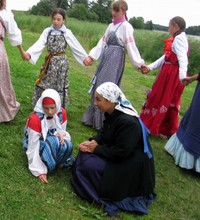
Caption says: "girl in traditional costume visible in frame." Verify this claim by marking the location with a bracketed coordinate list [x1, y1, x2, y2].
[25, 8, 88, 107]
[23, 89, 74, 184]
[140, 16, 189, 139]
[82, 0, 144, 130]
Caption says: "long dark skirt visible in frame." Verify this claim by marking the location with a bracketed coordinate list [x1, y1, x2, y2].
[71, 152, 156, 216]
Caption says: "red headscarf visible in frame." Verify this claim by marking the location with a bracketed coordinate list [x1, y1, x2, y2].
[42, 97, 56, 105]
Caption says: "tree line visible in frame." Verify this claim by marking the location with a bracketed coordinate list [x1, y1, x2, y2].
[29, 0, 200, 35]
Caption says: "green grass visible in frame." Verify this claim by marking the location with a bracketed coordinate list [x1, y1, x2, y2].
[0, 13, 200, 220]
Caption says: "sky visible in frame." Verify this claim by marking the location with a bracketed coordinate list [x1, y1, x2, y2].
[6, 0, 200, 27]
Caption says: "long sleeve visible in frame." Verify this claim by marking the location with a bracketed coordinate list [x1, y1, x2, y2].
[26, 127, 47, 177]
[172, 32, 188, 80]
[65, 29, 88, 65]
[148, 55, 165, 70]
[123, 22, 144, 68]
[26, 28, 49, 64]
[0, 9, 22, 46]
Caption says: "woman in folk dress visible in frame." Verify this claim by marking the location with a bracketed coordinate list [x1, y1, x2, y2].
[0, 0, 26, 122]
[72, 82, 155, 216]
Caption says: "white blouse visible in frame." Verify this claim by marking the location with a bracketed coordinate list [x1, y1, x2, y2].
[148, 32, 189, 80]
[0, 8, 22, 46]
[89, 21, 144, 68]
[27, 25, 88, 65]
[26, 116, 70, 177]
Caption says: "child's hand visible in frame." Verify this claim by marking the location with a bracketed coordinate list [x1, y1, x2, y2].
[140, 64, 150, 74]
[83, 56, 93, 66]
[22, 52, 31, 61]
[56, 132, 65, 145]
[39, 174, 48, 184]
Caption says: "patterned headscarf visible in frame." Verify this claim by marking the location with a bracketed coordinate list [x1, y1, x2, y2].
[34, 89, 63, 140]
[96, 82, 139, 117]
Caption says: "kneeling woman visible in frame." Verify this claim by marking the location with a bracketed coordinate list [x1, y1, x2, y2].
[23, 89, 74, 183]
[71, 82, 156, 216]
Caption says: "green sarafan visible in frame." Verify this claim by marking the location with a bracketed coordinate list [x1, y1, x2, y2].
[0, 11, 199, 220]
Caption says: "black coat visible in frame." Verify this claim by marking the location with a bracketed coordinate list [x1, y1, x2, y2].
[92, 110, 155, 201]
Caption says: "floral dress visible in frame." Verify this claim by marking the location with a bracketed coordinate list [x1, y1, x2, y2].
[32, 30, 69, 107]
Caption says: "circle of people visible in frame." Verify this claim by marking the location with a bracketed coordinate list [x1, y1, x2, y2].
[1, 0, 199, 217]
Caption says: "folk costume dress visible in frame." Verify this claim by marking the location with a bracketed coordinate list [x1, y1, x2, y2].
[27, 24, 88, 107]
[165, 79, 200, 173]
[23, 89, 74, 177]
[82, 16, 144, 130]
[72, 82, 155, 216]
[0, 9, 21, 122]
[140, 32, 189, 136]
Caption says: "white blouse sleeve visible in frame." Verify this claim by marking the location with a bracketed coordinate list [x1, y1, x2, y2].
[148, 55, 165, 70]
[59, 121, 71, 142]
[172, 33, 188, 80]
[26, 128, 47, 177]
[0, 9, 22, 46]
[65, 29, 88, 65]
[26, 28, 49, 64]
[123, 23, 144, 68]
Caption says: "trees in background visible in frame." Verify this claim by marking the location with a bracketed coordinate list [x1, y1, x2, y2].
[29, 0, 112, 23]
[29, 0, 200, 34]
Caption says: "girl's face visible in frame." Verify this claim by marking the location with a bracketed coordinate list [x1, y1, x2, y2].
[94, 92, 115, 114]
[168, 22, 180, 36]
[52, 13, 64, 29]
[112, 8, 125, 20]
[43, 104, 57, 117]
[0, 0, 6, 9]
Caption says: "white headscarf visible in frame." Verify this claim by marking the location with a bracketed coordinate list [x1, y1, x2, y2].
[96, 82, 139, 117]
[34, 89, 63, 140]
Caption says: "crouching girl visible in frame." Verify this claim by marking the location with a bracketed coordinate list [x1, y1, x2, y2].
[23, 89, 74, 183]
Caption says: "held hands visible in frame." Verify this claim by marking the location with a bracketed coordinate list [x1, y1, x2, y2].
[181, 74, 199, 86]
[17, 45, 31, 61]
[83, 56, 93, 66]
[181, 77, 192, 86]
[79, 140, 98, 153]
[22, 52, 31, 61]
[140, 64, 150, 74]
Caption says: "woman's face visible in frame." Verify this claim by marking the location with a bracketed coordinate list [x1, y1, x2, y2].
[52, 13, 64, 29]
[94, 92, 115, 114]
[112, 8, 125, 20]
[43, 104, 57, 117]
[168, 21, 180, 36]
